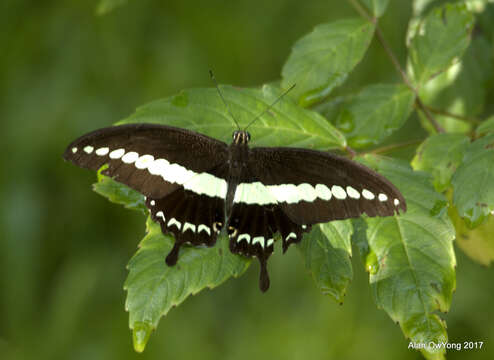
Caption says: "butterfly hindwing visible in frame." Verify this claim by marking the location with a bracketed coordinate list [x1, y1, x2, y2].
[147, 188, 225, 265]
[227, 190, 312, 291]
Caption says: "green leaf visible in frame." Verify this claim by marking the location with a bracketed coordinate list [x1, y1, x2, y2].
[411, 133, 469, 192]
[452, 134, 494, 228]
[121, 85, 347, 149]
[361, 0, 390, 17]
[408, 3, 475, 86]
[298, 221, 353, 303]
[418, 35, 492, 133]
[359, 155, 456, 359]
[93, 168, 147, 213]
[331, 84, 415, 149]
[96, 0, 127, 15]
[281, 19, 375, 106]
[476, 115, 494, 137]
[449, 205, 494, 266]
[125, 217, 250, 352]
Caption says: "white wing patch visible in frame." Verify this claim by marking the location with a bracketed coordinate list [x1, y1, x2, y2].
[95, 147, 109, 156]
[109, 148, 125, 159]
[122, 151, 139, 163]
[231, 181, 398, 207]
[378, 193, 388, 202]
[82, 145, 227, 199]
[234, 182, 276, 205]
[79, 145, 400, 207]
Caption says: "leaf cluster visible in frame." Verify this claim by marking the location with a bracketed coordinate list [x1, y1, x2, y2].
[93, 0, 494, 358]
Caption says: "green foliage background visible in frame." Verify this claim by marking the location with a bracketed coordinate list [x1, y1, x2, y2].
[1, 0, 493, 359]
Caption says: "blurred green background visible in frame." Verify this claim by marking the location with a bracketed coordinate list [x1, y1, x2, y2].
[1, 1, 493, 359]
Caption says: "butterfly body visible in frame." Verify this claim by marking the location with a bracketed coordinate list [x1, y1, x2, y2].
[64, 124, 406, 292]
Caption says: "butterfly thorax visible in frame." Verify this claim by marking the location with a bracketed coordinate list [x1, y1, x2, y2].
[226, 131, 251, 217]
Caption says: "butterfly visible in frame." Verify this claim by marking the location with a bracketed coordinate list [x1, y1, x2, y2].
[63, 83, 406, 292]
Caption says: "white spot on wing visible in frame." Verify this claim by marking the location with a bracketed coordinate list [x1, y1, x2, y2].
[346, 186, 360, 199]
[315, 184, 332, 200]
[198, 224, 211, 236]
[156, 211, 165, 221]
[71, 147, 77, 153]
[167, 218, 181, 230]
[378, 193, 388, 202]
[83, 146, 94, 154]
[165, 163, 194, 184]
[394, 198, 400, 206]
[183, 172, 227, 199]
[252, 236, 265, 247]
[135, 154, 154, 169]
[267, 184, 299, 203]
[298, 183, 317, 202]
[95, 147, 109, 156]
[237, 234, 251, 244]
[267, 239, 274, 247]
[122, 151, 139, 164]
[150, 200, 155, 206]
[286, 232, 297, 241]
[148, 158, 170, 176]
[109, 148, 125, 159]
[234, 182, 276, 205]
[362, 189, 375, 200]
[331, 185, 347, 199]
[183, 222, 196, 233]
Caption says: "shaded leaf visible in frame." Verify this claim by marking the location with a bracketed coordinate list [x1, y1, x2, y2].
[331, 84, 415, 149]
[418, 35, 492, 133]
[476, 115, 494, 136]
[298, 221, 353, 303]
[452, 134, 494, 228]
[359, 155, 456, 359]
[411, 133, 469, 192]
[408, 3, 475, 86]
[361, 0, 390, 17]
[281, 19, 375, 106]
[93, 167, 147, 213]
[125, 217, 250, 352]
[96, 0, 127, 15]
[449, 205, 494, 266]
[121, 85, 346, 149]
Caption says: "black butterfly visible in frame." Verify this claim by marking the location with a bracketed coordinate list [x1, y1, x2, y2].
[63, 90, 406, 292]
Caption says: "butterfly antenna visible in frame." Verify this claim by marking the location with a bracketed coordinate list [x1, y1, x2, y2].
[244, 83, 296, 131]
[209, 70, 241, 130]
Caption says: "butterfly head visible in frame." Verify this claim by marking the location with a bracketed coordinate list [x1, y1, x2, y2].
[233, 130, 251, 145]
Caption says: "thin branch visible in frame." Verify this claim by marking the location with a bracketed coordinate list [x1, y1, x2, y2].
[415, 98, 445, 133]
[347, 0, 445, 133]
[424, 105, 481, 125]
[363, 139, 424, 156]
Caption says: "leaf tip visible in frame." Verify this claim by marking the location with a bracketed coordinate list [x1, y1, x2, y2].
[132, 321, 154, 353]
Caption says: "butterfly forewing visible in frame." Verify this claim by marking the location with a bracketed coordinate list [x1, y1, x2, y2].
[247, 147, 406, 224]
[63, 124, 229, 199]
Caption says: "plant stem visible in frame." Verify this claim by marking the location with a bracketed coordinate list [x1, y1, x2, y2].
[424, 105, 481, 124]
[364, 139, 423, 155]
[347, 0, 445, 133]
